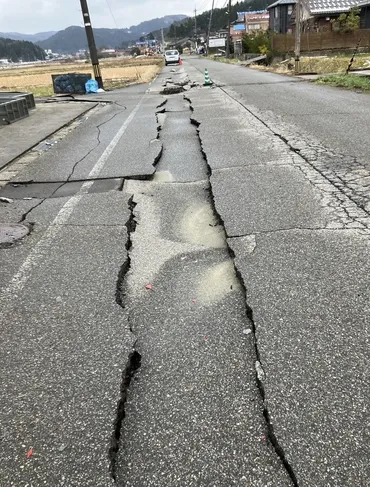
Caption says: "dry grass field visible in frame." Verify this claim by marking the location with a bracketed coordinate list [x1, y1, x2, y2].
[0, 57, 163, 96]
[249, 54, 370, 75]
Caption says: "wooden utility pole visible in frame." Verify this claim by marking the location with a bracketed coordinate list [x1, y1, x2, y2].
[294, 0, 301, 74]
[161, 28, 165, 51]
[207, 0, 215, 51]
[194, 6, 198, 50]
[226, 0, 232, 58]
[79, 0, 103, 89]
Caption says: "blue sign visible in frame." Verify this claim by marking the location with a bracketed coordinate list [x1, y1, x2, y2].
[234, 24, 246, 30]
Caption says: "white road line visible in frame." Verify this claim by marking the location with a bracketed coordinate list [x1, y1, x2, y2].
[1, 96, 144, 297]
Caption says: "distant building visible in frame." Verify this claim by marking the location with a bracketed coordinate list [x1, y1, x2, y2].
[0, 58, 10, 64]
[231, 11, 270, 39]
[267, 0, 370, 33]
[100, 48, 116, 54]
[245, 11, 270, 32]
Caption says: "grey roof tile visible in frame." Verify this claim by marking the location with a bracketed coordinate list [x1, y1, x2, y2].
[268, 0, 363, 12]
[310, 0, 359, 13]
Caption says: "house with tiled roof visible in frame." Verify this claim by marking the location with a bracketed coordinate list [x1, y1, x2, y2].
[267, 0, 370, 32]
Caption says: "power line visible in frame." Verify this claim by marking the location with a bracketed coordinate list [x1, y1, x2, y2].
[104, 0, 119, 29]
[198, 0, 212, 12]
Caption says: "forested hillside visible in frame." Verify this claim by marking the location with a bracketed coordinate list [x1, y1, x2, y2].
[167, 0, 270, 39]
[0, 37, 46, 62]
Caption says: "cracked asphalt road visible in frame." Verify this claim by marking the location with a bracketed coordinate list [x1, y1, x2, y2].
[0, 60, 369, 486]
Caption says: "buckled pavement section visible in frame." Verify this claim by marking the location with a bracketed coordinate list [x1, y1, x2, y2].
[0, 81, 167, 485]
[115, 94, 292, 486]
[186, 78, 370, 486]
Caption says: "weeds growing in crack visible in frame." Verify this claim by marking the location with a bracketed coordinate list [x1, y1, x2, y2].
[186, 95, 299, 486]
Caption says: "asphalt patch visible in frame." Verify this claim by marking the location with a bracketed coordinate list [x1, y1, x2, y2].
[0, 223, 30, 247]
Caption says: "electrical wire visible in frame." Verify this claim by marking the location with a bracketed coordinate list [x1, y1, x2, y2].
[197, 0, 212, 13]
[104, 0, 119, 28]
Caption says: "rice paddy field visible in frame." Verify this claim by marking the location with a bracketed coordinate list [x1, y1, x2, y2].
[0, 57, 163, 96]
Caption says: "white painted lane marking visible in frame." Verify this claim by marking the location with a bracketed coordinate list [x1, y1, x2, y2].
[1, 96, 144, 297]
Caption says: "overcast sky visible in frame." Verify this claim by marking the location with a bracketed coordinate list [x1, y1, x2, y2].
[0, 0, 216, 34]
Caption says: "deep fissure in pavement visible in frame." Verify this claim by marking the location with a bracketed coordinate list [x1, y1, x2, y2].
[115, 195, 137, 309]
[113, 93, 294, 485]
[110, 196, 141, 480]
[109, 348, 142, 481]
[109, 100, 168, 479]
[188, 95, 299, 487]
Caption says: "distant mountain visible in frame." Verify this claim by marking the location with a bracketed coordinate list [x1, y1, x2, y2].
[127, 15, 187, 34]
[0, 37, 46, 62]
[38, 15, 188, 53]
[0, 31, 56, 42]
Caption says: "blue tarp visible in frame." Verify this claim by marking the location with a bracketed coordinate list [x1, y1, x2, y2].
[85, 79, 99, 94]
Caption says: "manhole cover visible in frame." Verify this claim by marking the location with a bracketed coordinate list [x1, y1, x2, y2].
[0, 224, 29, 246]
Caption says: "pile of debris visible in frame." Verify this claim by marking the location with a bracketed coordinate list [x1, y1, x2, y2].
[161, 70, 200, 95]
[0, 92, 36, 125]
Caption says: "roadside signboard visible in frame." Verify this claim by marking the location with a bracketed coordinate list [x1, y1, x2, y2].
[209, 38, 226, 48]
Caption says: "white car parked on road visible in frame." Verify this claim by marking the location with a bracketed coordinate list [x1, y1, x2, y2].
[165, 50, 180, 66]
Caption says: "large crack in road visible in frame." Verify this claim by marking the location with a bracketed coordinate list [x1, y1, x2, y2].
[1, 63, 369, 486]
[114, 94, 293, 486]
[182, 60, 370, 486]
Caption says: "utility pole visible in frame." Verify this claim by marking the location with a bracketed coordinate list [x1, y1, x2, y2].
[161, 28, 165, 52]
[79, 0, 103, 89]
[226, 0, 232, 58]
[207, 0, 215, 51]
[194, 6, 198, 50]
[294, 0, 301, 74]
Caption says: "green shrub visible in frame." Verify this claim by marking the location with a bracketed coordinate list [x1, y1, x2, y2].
[242, 30, 272, 61]
[331, 8, 360, 33]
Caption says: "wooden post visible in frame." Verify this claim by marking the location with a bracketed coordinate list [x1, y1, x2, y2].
[79, 0, 103, 89]
[294, 0, 301, 73]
